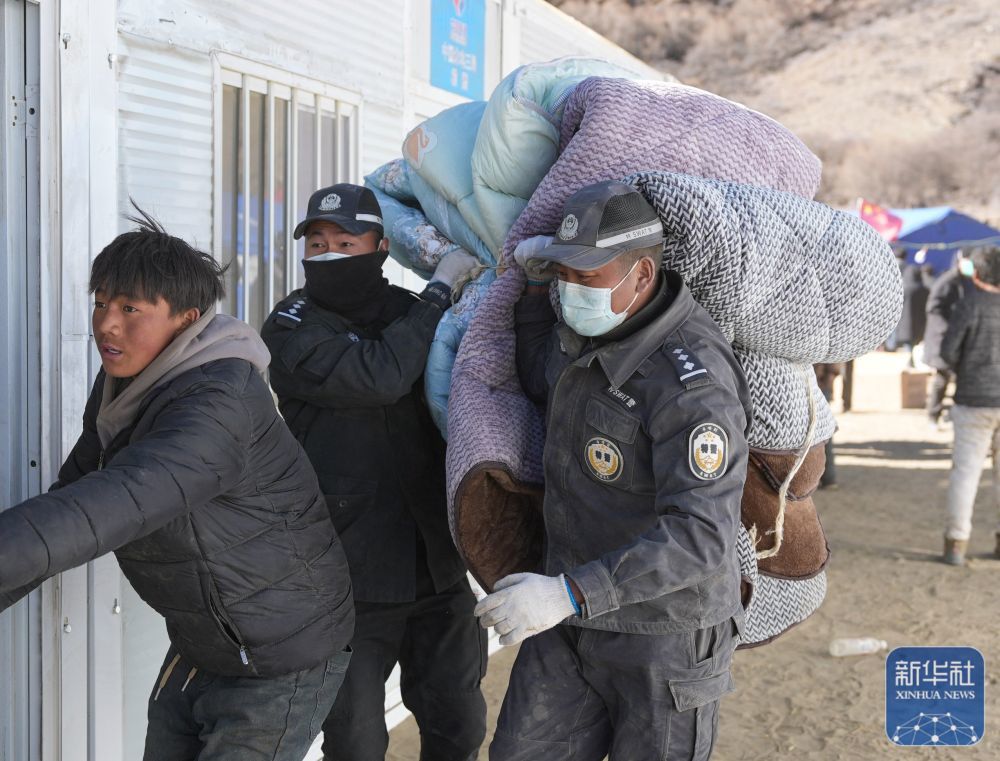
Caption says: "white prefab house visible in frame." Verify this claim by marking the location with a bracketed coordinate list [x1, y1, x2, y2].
[0, 1, 660, 758]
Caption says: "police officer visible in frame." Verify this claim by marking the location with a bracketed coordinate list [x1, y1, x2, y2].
[261, 184, 487, 761]
[475, 181, 751, 761]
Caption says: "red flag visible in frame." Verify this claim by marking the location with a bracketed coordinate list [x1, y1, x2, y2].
[857, 198, 902, 241]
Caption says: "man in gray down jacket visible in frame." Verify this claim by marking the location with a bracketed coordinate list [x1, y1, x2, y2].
[475, 181, 750, 761]
[939, 245, 1000, 565]
[0, 209, 355, 761]
[261, 184, 488, 761]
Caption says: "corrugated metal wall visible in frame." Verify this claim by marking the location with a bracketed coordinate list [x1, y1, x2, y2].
[113, 0, 658, 257]
[1, 0, 40, 509]
[118, 1, 407, 110]
[116, 0, 411, 239]
[2, 4, 43, 760]
[117, 37, 214, 246]
[363, 101, 411, 177]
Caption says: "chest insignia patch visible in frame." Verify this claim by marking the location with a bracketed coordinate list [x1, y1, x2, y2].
[347, 332, 360, 342]
[689, 423, 728, 481]
[585, 437, 623, 482]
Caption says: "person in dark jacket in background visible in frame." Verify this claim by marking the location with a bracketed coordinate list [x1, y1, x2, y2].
[0, 210, 354, 761]
[814, 363, 843, 489]
[939, 245, 1000, 566]
[894, 250, 930, 365]
[479, 181, 749, 761]
[924, 250, 974, 428]
[261, 184, 487, 761]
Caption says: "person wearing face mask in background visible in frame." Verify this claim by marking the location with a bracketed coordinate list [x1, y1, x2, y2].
[261, 184, 487, 761]
[923, 249, 975, 430]
[479, 181, 751, 761]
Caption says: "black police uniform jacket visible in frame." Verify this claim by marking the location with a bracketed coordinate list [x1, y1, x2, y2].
[516, 270, 752, 634]
[261, 286, 467, 603]
[0, 359, 355, 678]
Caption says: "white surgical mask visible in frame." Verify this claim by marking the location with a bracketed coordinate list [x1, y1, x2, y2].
[306, 251, 352, 262]
[959, 259, 975, 277]
[557, 260, 641, 337]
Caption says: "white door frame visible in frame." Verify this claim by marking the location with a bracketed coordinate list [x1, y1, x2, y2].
[1, 0, 43, 757]
[36, 0, 122, 759]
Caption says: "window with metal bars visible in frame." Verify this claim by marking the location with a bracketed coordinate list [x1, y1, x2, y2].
[216, 65, 360, 329]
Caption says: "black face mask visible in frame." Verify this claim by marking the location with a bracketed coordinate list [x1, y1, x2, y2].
[302, 251, 390, 321]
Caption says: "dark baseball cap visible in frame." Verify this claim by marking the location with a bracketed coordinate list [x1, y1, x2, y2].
[531, 181, 663, 270]
[293, 183, 384, 239]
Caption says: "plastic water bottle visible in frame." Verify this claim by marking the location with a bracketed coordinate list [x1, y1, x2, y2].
[829, 637, 888, 657]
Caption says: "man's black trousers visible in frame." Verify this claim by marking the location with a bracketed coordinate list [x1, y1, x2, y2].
[322, 578, 488, 761]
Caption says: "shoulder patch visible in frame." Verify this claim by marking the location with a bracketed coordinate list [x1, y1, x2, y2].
[689, 423, 728, 481]
[666, 345, 711, 389]
[274, 295, 309, 329]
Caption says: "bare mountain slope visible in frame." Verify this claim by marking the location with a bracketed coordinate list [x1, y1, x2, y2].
[550, 0, 1000, 221]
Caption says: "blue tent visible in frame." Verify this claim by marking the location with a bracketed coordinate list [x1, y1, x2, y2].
[891, 207, 1000, 275]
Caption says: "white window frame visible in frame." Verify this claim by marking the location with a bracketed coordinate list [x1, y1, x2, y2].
[210, 53, 363, 322]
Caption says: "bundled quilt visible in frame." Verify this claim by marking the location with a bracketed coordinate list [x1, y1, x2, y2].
[429, 73, 827, 436]
[501, 76, 822, 262]
[632, 171, 902, 446]
[471, 58, 650, 253]
[366, 58, 650, 278]
[370, 59, 650, 435]
[365, 158, 466, 280]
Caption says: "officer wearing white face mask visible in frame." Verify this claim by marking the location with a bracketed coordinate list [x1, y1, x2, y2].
[479, 180, 752, 761]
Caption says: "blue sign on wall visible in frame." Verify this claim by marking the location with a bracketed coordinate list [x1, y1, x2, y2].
[430, 0, 485, 100]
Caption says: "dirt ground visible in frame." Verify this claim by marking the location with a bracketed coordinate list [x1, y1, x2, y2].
[388, 350, 999, 760]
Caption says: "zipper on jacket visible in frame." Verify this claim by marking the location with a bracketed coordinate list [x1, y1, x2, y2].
[209, 591, 251, 668]
[549, 364, 576, 492]
[98, 451, 105, 470]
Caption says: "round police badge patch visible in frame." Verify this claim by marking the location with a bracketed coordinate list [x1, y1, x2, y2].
[585, 437, 623, 482]
[558, 213, 580, 241]
[688, 423, 728, 481]
[319, 193, 341, 211]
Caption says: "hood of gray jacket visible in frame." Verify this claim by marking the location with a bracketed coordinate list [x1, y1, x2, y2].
[96, 308, 270, 448]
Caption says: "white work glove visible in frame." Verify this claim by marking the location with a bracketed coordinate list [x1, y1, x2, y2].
[512, 235, 555, 285]
[430, 249, 480, 290]
[474, 572, 578, 646]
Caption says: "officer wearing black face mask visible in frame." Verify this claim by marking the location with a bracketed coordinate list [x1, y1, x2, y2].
[261, 184, 486, 761]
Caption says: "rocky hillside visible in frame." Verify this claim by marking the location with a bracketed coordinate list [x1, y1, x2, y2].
[550, 0, 1000, 223]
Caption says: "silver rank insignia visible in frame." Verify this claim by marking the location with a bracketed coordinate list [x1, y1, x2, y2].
[689, 423, 728, 481]
[666, 345, 711, 389]
[585, 437, 623, 482]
